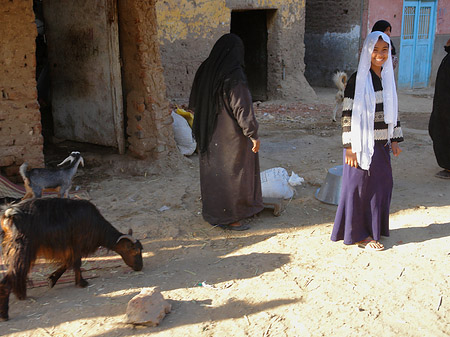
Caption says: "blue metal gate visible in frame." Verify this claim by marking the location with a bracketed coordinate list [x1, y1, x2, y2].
[398, 0, 436, 88]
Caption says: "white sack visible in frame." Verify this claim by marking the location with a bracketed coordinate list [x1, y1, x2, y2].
[260, 167, 304, 199]
[171, 111, 196, 156]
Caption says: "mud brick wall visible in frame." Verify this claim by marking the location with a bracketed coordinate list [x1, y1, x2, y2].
[118, 0, 177, 160]
[0, 0, 44, 181]
[156, 0, 315, 103]
[304, 0, 363, 87]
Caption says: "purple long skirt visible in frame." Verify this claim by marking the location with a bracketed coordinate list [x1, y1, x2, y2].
[331, 143, 393, 244]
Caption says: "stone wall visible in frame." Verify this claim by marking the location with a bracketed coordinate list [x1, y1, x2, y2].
[156, 0, 315, 102]
[118, 0, 177, 160]
[0, 0, 44, 181]
[304, 0, 363, 87]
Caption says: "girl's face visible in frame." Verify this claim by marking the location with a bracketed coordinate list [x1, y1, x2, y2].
[384, 27, 391, 37]
[371, 39, 390, 68]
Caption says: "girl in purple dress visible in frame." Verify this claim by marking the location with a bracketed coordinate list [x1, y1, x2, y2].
[331, 31, 404, 251]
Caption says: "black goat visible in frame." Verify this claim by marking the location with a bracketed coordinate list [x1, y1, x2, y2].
[0, 198, 143, 321]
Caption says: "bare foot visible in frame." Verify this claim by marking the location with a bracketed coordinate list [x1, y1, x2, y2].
[357, 237, 384, 251]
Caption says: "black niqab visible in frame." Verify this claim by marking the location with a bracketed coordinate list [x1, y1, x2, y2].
[189, 33, 247, 153]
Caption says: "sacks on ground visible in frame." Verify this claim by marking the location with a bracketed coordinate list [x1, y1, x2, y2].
[171, 111, 196, 156]
[175, 107, 194, 128]
[260, 167, 304, 199]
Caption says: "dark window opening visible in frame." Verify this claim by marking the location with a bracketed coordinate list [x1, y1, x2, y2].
[231, 10, 268, 101]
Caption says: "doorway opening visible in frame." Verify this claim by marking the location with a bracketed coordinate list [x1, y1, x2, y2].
[32, 0, 125, 160]
[33, 0, 53, 147]
[231, 10, 272, 101]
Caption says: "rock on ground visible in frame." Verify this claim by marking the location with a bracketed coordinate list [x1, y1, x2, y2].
[125, 287, 171, 326]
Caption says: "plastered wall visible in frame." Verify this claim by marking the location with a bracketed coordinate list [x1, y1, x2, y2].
[304, 0, 362, 87]
[156, 0, 315, 102]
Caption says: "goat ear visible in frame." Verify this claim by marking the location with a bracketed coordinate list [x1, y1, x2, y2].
[128, 229, 133, 236]
[80, 157, 85, 167]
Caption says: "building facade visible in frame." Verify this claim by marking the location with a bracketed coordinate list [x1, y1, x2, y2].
[156, 0, 315, 103]
[305, 0, 450, 89]
[1, 0, 315, 180]
[0, 0, 177, 181]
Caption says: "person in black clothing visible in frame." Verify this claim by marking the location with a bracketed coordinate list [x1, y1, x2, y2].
[429, 38, 450, 179]
[189, 34, 263, 231]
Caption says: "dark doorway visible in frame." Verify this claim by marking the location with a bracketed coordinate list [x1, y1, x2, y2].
[33, 0, 53, 146]
[231, 10, 268, 101]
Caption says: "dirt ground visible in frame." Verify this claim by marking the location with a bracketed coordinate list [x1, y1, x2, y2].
[1, 87, 449, 337]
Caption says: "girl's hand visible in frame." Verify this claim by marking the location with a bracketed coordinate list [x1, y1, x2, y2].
[345, 148, 358, 168]
[251, 138, 260, 153]
[391, 142, 402, 157]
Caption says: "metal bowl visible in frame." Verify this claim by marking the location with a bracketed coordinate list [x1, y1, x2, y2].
[315, 165, 343, 205]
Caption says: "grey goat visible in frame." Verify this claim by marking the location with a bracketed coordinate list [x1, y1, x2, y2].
[19, 151, 84, 199]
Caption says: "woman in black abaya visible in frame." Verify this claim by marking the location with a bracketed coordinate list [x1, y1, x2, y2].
[189, 33, 263, 231]
[429, 38, 450, 179]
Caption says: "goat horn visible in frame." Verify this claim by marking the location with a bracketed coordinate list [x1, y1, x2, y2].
[116, 234, 137, 244]
[80, 156, 85, 167]
[57, 155, 74, 167]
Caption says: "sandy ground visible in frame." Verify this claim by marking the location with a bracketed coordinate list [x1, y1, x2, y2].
[1, 87, 449, 337]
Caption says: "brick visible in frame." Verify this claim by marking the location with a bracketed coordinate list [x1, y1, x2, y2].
[137, 103, 146, 113]
[0, 155, 15, 166]
[4, 165, 20, 176]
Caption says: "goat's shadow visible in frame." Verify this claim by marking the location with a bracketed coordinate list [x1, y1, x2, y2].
[2, 232, 292, 331]
[382, 222, 450, 249]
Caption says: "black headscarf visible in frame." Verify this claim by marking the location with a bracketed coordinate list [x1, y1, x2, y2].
[371, 20, 396, 55]
[189, 33, 246, 153]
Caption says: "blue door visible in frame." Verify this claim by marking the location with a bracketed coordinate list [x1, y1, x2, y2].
[398, 0, 436, 89]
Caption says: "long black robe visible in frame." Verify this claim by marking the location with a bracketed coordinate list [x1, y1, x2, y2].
[190, 34, 263, 225]
[199, 76, 263, 225]
[429, 46, 450, 170]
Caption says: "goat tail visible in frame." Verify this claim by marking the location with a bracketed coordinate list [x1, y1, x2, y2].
[333, 71, 348, 91]
[19, 163, 28, 182]
[4, 238, 34, 300]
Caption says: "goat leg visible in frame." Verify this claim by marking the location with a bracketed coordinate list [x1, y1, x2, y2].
[73, 258, 88, 288]
[60, 184, 71, 198]
[48, 265, 67, 288]
[32, 186, 42, 199]
[0, 275, 12, 321]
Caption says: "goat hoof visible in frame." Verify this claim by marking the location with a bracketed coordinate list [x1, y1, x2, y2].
[48, 278, 56, 288]
[76, 279, 88, 288]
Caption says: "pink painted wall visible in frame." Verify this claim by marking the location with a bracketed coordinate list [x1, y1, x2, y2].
[436, 1, 450, 34]
[364, 0, 450, 37]
[365, 0, 403, 38]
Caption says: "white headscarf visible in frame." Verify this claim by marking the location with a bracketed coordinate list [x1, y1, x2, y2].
[351, 31, 398, 170]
